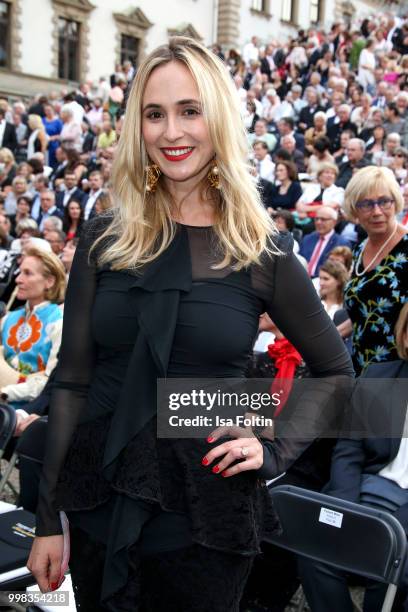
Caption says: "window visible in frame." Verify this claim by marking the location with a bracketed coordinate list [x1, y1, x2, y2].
[310, 0, 321, 23]
[120, 34, 139, 67]
[281, 0, 295, 23]
[0, 0, 10, 68]
[58, 17, 79, 81]
[252, 0, 265, 10]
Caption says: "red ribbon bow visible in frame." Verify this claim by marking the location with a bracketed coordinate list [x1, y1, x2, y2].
[267, 338, 302, 417]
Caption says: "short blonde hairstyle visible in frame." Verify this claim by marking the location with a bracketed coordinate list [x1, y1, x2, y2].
[395, 303, 408, 361]
[317, 162, 339, 179]
[28, 114, 45, 131]
[22, 247, 66, 303]
[343, 166, 403, 219]
[95, 36, 276, 271]
[313, 111, 327, 124]
[0, 147, 15, 165]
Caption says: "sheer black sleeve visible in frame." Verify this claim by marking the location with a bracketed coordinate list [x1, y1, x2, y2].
[35, 216, 110, 536]
[252, 232, 354, 479]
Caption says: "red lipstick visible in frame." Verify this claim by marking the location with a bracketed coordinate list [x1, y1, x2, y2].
[161, 146, 194, 162]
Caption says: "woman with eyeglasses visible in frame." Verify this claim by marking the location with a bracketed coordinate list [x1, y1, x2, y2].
[391, 147, 408, 185]
[342, 166, 408, 374]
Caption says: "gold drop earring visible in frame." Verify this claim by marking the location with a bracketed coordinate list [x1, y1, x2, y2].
[207, 159, 221, 190]
[145, 163, 161, 193]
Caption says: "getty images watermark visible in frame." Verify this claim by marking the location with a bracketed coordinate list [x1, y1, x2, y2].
[167, 387, 281, 428]
[156, 377, 359, 439]
[157, 377, 407, 440]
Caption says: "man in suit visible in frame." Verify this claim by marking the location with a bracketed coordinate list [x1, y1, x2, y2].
[56, 171, 85, 210]
[299, 206, 350, 277]
[49, 147, 68, 187]
[280, 135, 306, 174]
[327, 104, 357, 154]
[82, 170, 104, 220]
[336, 138, 370, 189]
[253, 141, 275, 183]
[0, 108, 17, 153]
[298, 87, 324, 133]
[34, 190, 64, 232]
[298, 354, 408, 612]
[276, 117, 305, 153]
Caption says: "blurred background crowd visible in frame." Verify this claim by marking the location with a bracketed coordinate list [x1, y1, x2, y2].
[0, 9, 406, 382]
[0, 7, 406, 612]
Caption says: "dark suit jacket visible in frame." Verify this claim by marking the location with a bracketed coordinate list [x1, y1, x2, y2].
[1, 123, 18, 153]
[299, 231, 350, 276]
[298, 105, 324, 130]
[56, 188, 85, 210]
[336, 157, 370, 189]
[326, 360, 408, 535]
[294, 132, 305, 153]
[34, 206, 64, 227]
[82, 191, 103, 220]
[327, 119, 357, 153]
[292, 149, 306, 173]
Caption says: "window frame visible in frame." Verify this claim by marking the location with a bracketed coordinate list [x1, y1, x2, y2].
[310, 0, 322, 24]
[0, 0, 11, 69]
[58, 16, 80, 81]
[281, 0, 298, 25]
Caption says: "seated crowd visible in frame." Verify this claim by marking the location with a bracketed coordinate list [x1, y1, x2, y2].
[0, 10, 407, 612]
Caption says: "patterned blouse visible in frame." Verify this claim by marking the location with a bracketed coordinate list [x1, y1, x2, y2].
[344, 233, 408, 375]
[1, 301, 63, 402]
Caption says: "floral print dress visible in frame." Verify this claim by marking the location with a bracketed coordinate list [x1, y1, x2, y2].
[1, 301, 63, 403]
[344, 233, 408, 374]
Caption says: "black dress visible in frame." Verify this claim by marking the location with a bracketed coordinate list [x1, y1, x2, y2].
[36, 215, 353, 608]
[270, 181, 303, 210]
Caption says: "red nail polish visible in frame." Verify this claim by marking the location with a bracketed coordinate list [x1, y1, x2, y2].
[202, 457, 209, 465]
[50, 582, 58, 591]
[212, 465, 219, 473]
[207, 436, 214, 443]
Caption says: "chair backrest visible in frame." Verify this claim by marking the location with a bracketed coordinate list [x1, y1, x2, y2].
[267, 485, 407, 586]
[0, 404, 17, 453]
[16, 416, 48, 463]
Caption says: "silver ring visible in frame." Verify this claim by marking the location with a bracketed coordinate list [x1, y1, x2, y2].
[240, 446, 249, 458]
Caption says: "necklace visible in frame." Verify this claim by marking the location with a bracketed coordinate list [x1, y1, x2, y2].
[355, 223, 399, 277]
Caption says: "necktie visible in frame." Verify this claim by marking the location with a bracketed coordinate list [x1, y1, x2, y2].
[307, 237, 325, 276]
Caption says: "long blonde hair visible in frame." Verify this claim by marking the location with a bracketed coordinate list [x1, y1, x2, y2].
[95, 36, 277, 271]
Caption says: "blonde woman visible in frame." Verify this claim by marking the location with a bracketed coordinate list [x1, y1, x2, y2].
[0, 147, 17, 190]
[342, 166, 408, 374]
[0, 247, 65, 405]
[27, 114, 48, 159]
[28, 37, 352, 611]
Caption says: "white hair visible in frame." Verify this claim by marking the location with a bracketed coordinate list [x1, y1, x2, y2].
[387, 132, 401, 142]
[61, 104, 73, 117]
[319, 205, 338, 220]
[43, 216, 63, 232]
[349, 138, 366, 152]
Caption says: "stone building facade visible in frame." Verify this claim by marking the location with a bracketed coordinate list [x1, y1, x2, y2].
[0, 0, 401, 98]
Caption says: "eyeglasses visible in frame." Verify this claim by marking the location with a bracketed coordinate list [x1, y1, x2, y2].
[355, 197, 394, 212]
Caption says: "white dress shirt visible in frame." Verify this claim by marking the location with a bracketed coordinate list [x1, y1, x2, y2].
[379, 405, 408, 489]
[84, 188, 102, 220]
[257, 156, 275, 183]
[0, 119, 6, 147]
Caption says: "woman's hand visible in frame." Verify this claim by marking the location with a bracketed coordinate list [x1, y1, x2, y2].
[15, 413, 40, 437]
[27, 535, 64, 593]
[201, 421, 264, 477]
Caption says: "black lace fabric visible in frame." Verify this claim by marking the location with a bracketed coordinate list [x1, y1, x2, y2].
[35, 216, 353, 602]
[69, 522, 252, 612]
